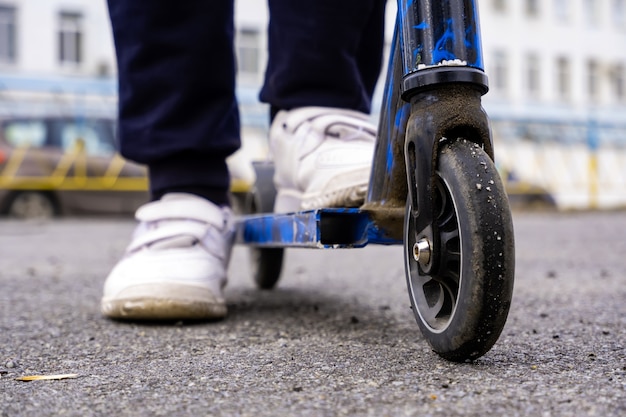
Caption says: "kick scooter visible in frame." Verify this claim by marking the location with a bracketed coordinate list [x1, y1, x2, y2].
[236, 0, 515, 363]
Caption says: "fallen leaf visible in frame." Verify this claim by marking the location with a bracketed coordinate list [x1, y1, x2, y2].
[16, 373, 79, 382]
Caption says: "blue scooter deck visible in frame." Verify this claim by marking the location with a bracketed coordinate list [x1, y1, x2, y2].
[235, 208, 402, 249]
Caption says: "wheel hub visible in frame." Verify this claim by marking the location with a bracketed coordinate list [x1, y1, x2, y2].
[413, 238, 432, 266]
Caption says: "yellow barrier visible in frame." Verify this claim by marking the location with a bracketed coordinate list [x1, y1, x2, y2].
[0, 143, 251, 193]
[496, 141, 626, 210]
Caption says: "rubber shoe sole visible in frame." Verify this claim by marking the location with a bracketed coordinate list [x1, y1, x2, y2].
[275, 183, 368, 212]
[101, 283, 227, 321]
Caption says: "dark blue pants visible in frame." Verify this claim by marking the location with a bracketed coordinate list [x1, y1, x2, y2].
[108, 0, 386, 205]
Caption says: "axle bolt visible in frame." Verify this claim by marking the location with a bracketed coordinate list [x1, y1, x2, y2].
[413, 238, 432, 265]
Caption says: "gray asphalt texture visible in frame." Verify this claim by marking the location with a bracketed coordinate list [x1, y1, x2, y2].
[1, 211, 625, 416]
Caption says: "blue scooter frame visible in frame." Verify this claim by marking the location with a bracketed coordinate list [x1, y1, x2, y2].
[237, 0, 515, 362]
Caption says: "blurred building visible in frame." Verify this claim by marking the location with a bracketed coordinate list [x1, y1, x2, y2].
[478, 0, 626, 209]
[1, 0, 626, 208]
[0, 0, 115, 116]
[3, 1, 624, 124]
[480, 0, 626, 140]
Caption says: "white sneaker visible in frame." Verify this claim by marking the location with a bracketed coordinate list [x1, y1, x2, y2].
[101, 193, 235, 320]
[270, 106, 376, 212]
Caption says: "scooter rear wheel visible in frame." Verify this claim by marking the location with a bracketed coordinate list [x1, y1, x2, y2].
[404, 138, 515, 362]
[245, 162, 284, 290]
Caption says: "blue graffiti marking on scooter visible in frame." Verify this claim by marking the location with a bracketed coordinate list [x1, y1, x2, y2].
[388, 104, 409, 174]
[385, 82, 395, 174]
[236, 209, 401, 248]
[401, 0, 413, 15]
[410, 21, 427, 67]
[432, 18, 458, 63]
[398, 0, 484, 71]
[241, 211, 319, 246]
[465, 21, 483, 69]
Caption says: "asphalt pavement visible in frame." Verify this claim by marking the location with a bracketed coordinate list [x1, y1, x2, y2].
[1, 210, 625, 416]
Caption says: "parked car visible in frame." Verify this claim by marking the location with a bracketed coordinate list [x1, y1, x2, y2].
[0, 116, 151, 218]
[499, 165, 557, 210]
[0, 116, 261, 219]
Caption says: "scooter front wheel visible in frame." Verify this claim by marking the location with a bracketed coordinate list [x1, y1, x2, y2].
[404, 138, 515, 362]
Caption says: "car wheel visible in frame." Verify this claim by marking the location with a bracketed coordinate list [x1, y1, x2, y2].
[6, 191, 58, 219]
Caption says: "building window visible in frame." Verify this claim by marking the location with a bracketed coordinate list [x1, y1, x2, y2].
[492, 0, 506, 13]
[610, 64, 625, 102]
[526, 0, 539, 17]
[492, 50, 508, 94]
[587, 60, 599, 101]
[236, 28, 261, 79]
[58, 11, 82, 65]
[583, 0, 601, 27]
[0, 5, 16, 63]
[554, 0, 570, 23]
[526, 53, 541, 97]
[587, 59, 600, 100]
[613, 0, 626, 28]
[556, 56, 571, 100]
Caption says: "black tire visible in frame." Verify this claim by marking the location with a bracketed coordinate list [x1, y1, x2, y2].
[246, 161, 284, 290]
[404, 138, 515, 362]
[250, 247, 284, 290]
[5, 191, 58, 219]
